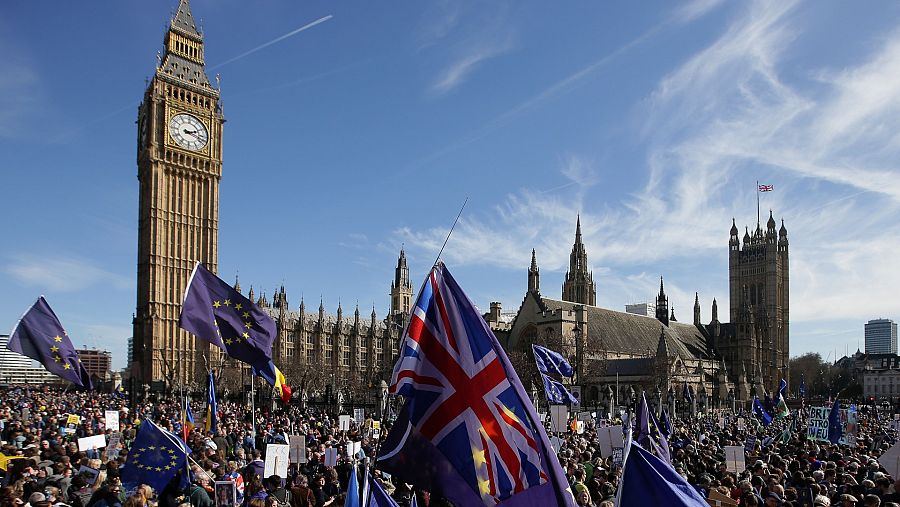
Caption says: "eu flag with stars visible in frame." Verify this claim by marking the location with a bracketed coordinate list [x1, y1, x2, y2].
[179, 262, 275, 370]
[8, 297, 93, 389]
[121, 420, 191, 492]
[540, 373, 577, 405]
[531, 344, 574, 377]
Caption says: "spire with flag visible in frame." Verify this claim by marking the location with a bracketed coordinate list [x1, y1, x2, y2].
[8, 297, 93, 389]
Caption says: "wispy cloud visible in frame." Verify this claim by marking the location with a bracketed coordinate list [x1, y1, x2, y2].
[4, 255, 132, 292]
[401, 0, 900, 335]
[430, 40, 513, 95]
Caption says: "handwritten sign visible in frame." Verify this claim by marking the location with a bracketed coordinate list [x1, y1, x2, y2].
[78, 434, 107, 451]
[105, 410, 120, 431]
[289, 435, 306, 464]
[725, 446, 745, 473]
[263, 444, 289, 478]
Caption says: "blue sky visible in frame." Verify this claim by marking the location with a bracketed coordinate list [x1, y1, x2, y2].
[2, 0, 900, 369]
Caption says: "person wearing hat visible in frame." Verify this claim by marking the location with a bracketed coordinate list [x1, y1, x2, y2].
[840, 493, 859, 507]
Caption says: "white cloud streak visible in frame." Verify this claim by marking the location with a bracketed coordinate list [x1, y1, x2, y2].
[4, 255, 133, 292]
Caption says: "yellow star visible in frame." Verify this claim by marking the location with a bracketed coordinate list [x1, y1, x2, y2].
[140, 448, 147, 452]
[54, 356, 62, 363]
[50, 346, 59, 353]
[473, 447, 487, 469]
[242, 312, 250, 318]
[242, 332, 249, 339]
[478, 478, 492, 496]
[167, 449, 175, 455]
[223, 299, 231, 306]
[63, 364, 71, 370]
[216, 329, 220, 335]
[54, 336, 62, 342]
[155, 466, 163, 472]
[148, 446, 156, 451]
[213, 301, 221, 308]
[224, 339, 233, 345]
[234, 303, 242, 311]
[244, 322, 252, 329]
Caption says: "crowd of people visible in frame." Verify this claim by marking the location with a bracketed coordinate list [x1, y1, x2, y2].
[1, 386, 898, 507]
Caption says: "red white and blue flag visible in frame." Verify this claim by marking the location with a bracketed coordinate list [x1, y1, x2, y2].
[759, 184, 774, 192]
[378, 262, 574, 507]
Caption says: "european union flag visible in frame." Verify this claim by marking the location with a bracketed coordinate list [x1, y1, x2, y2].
[121, 420, 191, 492]
[541, 372, 577, 404]
[682, 383, 693, 403]
[179, 263, 275, 370]
[617, 442, 707, 506]
[531, 344, 574, 377]
[8, 297, 92, 389]
[753, 396, 772, 427]
[828, 399, 843, 444]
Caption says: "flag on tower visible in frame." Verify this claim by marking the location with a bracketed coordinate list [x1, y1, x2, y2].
[179, 262, 275, 371]
[8, 297, 93, 389]
[378, 262, 576, 507]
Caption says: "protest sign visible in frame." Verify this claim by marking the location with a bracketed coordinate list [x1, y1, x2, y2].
[353, 408, 364, 422]
[78, 434, 107, 451]
[725, 446, 745, 473]
[597, 426, 624, 458]
[744, 435, 757, 453]
[105, 410, 120, 431]
[338, 415, 352, 431]
[263, 444, 289, 478]
[550, 405, 568, 433]
[324, 448, 338, 467]
[289, 435, 306, 464]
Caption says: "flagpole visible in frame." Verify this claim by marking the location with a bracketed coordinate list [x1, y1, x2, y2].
[433, 197, 468, 267]
[251, 368, 257, 448]
[756, 180, 760, 225]
[183, 386, 191, 489]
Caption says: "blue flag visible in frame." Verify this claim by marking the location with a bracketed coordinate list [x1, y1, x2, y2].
[634, 394, 671, 464]
[379, 262, 576, 507]
[778, 378, 787, 397]
[752, 397, 772, 427]
[121, 420, 191, 492]
[344, 464, 360, 507]
[531, 344, 574, 377]
[205, 372, 217, 434]
[367, 475, 400, 507]
[410, 493, 418, 507]
[617, 442, 707, 506]
[541, 373, 577, 405]
[828, 399, 843, 444]
[682, 383, 693, 403]
[179, 262, 275, 370]
[8, 297, 93, 389]
[659, 409, 672, 438]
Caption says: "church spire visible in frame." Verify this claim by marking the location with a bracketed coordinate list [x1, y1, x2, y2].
[391, 246, 413, 315]
[655, 276, 669, 327]
[561, 215, 596, 305]
[233, 274, 241, 294]
[171, 0, 202, 39]
[528, 248, 540, 294]
[693, 292, 701, 326]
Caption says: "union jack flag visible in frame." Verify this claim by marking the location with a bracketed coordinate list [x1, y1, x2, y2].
[386, 263, 573, 507]
[759, 184, 774, 192]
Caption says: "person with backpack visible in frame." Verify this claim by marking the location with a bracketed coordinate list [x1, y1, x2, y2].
[287, 475, 314, 507]
[263, 477, 289, 507]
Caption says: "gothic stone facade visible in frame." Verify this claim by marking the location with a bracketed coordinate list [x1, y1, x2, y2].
[492, 215, 789, 408]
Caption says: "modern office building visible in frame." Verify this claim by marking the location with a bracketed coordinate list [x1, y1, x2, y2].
[77, 348, 112, 382]
[866, 319, 898, 355]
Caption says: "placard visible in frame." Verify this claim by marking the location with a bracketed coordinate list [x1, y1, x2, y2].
[550, 405, 568, 433]
[289, 435, 306, 464]
[743, 435, 756, 453]
[549, 436, 563, 452]
[879, 441, 900, 480]
[724, 446, 745, 473]
[339, 415, 352, 431]
[263, 444, 289, 478]
[371, 421, 381, 439]
[64, 414, 81, 434]
[736, 417, 745, 431]
[214, 481, 237, 507]
[105, 411, 120, 431]
[569, 385, 581, 406]
[577, 412, 592, 422]
[78, 434, 107, 451]
[346, 441, 361, 458]
[597, 426, 624, 458]
[78, 465, 100, 485]
[807, 406, 830, 442]
[353, 408, 365, 422]
[611, 447, 624, 466]
[105, 432, 122, 459]
[324, 448, 338, 467]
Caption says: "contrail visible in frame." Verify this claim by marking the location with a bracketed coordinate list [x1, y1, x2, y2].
[210, 15, 333, 70]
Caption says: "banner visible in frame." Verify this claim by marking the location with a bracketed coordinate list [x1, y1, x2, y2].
[808, 406, 857, 444]
[78, 434, 107, 451]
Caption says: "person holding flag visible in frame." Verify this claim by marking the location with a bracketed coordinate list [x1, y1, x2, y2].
[121, 420, 192, 493]
[378, 262, 576, 506]
[8, 297, 93, 389]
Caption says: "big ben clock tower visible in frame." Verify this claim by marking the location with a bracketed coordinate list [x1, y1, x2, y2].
[133, 0, 224, 386]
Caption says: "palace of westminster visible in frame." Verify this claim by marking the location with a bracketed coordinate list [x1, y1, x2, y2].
[130, 1, 790, 407]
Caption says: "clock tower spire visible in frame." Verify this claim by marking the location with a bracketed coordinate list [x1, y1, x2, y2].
[133, 0, 225, 386]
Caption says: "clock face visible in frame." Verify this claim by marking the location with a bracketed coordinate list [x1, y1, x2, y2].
[168, 113, 208, 151]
